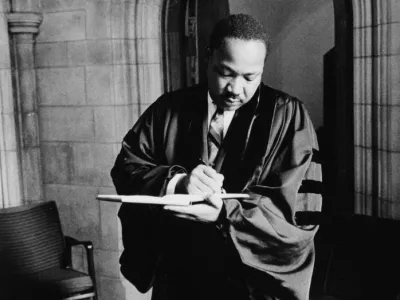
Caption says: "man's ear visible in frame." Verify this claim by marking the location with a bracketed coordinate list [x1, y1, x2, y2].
[203, 46, 213, 66]
[205, 46, 212, 60]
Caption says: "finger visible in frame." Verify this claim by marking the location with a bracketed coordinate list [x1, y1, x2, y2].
[164, 204, 210, 215]
[215, 173, 224, 184]
[194, 165, 223, 188]
[202, 167, 224, 183]
[165, 204, 220, 223]
[186, 182, 205, 195]
[202, 168, 224, 190]
[204, 194, 223, 209]
[193, 167, 218, 188]
[196, 172, 223, 193]
[164, 205, 192, 214]
[201, 165, 218, 176]
[188, 176, 214, 196]
[165, 211, 196, 221]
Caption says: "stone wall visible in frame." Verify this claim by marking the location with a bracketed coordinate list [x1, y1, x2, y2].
[36, 1, 163, 299]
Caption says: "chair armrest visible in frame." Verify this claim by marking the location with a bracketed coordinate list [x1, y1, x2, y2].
[65, 236, 93, 248]
[64, 236, 96, 288]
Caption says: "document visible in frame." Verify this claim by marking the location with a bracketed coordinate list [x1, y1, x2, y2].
[97, 193, 249, 206]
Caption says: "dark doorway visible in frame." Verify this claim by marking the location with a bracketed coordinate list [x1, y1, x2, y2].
[197, 0, 229, 83]
[327, 0, 354, 214]
[162, 0, 229, 91]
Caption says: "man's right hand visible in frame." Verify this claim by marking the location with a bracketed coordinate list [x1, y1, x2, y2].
[175, 164, 224, 196]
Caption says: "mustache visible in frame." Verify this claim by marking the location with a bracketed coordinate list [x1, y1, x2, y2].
[222, 93, 241, 100]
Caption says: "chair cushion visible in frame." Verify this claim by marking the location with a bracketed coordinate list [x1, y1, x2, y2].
[31, 267, 94, 296]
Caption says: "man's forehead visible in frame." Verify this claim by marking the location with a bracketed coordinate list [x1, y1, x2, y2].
[215, 38, 266, 57]
[212, 38, 266, 70]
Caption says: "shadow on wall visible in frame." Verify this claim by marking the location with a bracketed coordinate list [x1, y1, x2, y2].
[262, 0, 334, 129]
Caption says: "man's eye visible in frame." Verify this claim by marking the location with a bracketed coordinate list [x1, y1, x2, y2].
[245, 75, 258, 82]
[218, 70, 233, 77]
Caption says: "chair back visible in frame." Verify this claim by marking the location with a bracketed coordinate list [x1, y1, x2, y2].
[0, 201, 65, 276]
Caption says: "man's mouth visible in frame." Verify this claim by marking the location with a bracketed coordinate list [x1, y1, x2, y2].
[223, 96, 241, 103]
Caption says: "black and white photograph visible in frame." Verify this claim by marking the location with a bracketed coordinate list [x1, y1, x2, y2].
[0, 0, 399, 299]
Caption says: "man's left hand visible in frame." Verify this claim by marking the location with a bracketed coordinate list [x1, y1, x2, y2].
[163, 194, 223, 223]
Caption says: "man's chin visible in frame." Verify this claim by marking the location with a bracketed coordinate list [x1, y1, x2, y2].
[222, 105, 240, 111]
[212, 95, 244, 111]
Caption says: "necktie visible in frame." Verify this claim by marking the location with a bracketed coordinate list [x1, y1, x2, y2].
[208, 106, 224, 165]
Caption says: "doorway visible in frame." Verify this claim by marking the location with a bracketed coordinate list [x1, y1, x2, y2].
[162, 0, 229, 91]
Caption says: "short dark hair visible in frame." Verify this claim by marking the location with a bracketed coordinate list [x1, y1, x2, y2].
[208, 14, 270, 55]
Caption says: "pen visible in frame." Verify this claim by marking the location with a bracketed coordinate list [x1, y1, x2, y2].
[198, 157, 208, 166]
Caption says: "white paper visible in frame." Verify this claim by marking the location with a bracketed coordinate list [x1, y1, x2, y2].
[97, 193, 249, 206]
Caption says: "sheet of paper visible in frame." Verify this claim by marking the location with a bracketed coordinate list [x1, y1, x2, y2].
[97, 193, 249, 206]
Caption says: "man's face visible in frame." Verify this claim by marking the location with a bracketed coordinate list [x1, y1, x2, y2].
[207, 37, 266, 111]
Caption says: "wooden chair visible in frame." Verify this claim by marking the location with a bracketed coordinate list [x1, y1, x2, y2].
[0, 201, 97, 300]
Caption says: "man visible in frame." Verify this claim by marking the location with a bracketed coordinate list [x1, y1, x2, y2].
[111, 14, 322, 300]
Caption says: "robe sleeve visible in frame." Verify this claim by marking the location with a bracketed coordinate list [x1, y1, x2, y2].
[223, 99, 322, 299]
[111, 97, 186, 197]
[111, 97, 187, 293]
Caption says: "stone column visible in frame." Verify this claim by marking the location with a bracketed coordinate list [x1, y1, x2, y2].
[353, 0, 400, 219]
[10, 0, 39, 12]
[0, 1, 22, 208]
[7, 12, 43, 204]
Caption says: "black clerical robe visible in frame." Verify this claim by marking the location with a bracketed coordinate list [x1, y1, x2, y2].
[111, 83, 322, 300]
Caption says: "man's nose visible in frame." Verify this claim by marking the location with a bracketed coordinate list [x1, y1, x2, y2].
[227, 77, 243, 96]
